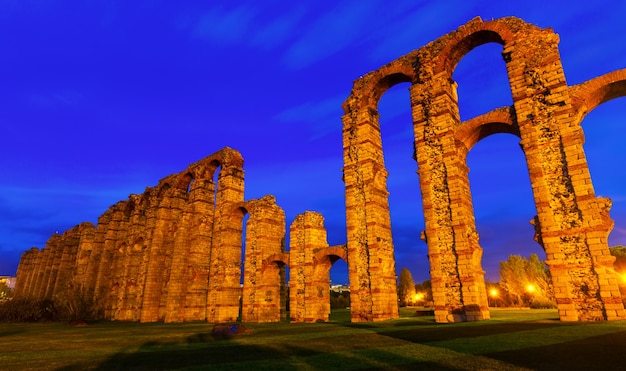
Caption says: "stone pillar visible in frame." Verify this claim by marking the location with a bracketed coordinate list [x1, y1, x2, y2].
[165, 174, 213, 323]
[14, 248, 38, 296]
[342, 104, 399, 322]
[140, 189, 183, 322]
[508, 30, 625, 321]
[410, 71, 489, 323]
[83, 213, 109, 302]
[30, 247, 48, 299]
[52, 226, 81, 296]
[184, 179, 214, 321]
[207, 153, 245, 323]
[39, 233, 63, 298]
[164, 206, 194, 323]
[289, 211, 332, 323]
[241, 195, 286, 323]
[74, 222, 95, 291]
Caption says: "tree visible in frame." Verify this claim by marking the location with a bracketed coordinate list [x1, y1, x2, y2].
[398, 268, 415, 307]
[609, 246, 626, 299]
[0, 282, 12, 301]
[499, 253, 554, 307]
[610, 246, 626, 272]
[414, 280, 433, 306]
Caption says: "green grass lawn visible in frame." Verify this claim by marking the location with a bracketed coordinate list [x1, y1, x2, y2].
[2, 308, 626, 370]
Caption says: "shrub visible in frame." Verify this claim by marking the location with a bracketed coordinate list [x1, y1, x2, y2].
[0, 296, 57, 322]
[0, 284, 103, 323]
[530, 296, 557, 309]
[54, 284, 104, 324]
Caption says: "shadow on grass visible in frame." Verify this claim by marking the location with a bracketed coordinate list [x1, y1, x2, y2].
[78, 331, 458, 371]
[348, 318, 563, 343]
[484, 329, 626, 370]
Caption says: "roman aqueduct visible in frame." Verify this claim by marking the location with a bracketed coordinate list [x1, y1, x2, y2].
[14, 17, 626, 323]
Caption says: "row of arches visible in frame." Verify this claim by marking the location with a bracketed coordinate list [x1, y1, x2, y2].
[14, 148, 350, 324]
[14, 16, 625, 324]
[342, 16, 626, 322]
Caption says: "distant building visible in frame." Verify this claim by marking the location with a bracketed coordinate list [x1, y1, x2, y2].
[330, 284, 349, 293]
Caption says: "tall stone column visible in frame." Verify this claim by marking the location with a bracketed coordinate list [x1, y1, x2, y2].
[74, 222, 95, 291]
[44, 235, 64, 298]
[95, 208, 128, 319]
[508, 31, 625, 321]
[342, 104, 399, 322]
[241, 196, 286, 323]
[52, 226, 81, 295]
[83, 214, 109, 301]
[165, 205, 194, 323]
[140, 192, 182, 322]
[207, 157, 245, 323]
[14, 248, 38, 296]
[184, 179, 214, 321]
[289, 211, 331, 323]
[165, 177, 210, 323]
[410, 72, 489, 323]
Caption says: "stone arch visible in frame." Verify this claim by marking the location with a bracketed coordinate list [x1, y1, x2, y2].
[432, 17, 520, 76]
[176, 172, 194, 193]
[570, 69, 626, 121]
[455, 107, 519, 151]
[256, 254, 289, 322]
[313, 245, 347, 266]
[304, 246, 349, 323]
[343, 16, 626, 323]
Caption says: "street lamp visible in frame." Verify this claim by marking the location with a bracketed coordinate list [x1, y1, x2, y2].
[413, 292, 425, 306]
[489, 288, 499, 307]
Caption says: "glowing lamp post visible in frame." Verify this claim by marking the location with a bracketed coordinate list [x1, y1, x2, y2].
[489, 288, 499, 307]
[524, 284, 536, 307]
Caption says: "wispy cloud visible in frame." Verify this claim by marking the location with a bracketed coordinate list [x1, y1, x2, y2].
[367, 2, 475, 64]
[193, 4, 257, 45]
[250, 5, 307, 50]
[282, 1, 377, 69]
[273, 95, 344, 140]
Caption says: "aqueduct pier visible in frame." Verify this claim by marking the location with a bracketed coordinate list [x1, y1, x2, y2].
[15, 17, 626, 323]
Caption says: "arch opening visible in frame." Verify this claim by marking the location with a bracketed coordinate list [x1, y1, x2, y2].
[582, 96, 626, 257]
[467, 133, 550, 306]
[330, 257, 350, 317]
[453, 42, 512, 121]
[378, 82, 428, 283]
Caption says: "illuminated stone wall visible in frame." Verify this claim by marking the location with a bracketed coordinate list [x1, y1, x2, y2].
[14, 17, 626, 324]
[15, 148, 247, 323]
[342, 16, 626, 322]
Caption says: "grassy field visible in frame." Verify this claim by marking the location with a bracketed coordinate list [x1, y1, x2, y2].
[2, 308, 626, 370]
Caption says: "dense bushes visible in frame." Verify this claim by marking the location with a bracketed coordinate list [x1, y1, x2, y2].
[529, 296, 557, 309]
[0, 297, 57, 322]
[330, 291, 350, 309]
[0, 285, 103, 323]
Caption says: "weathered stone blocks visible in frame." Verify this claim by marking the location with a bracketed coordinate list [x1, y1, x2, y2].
[14, 17, 626, 324]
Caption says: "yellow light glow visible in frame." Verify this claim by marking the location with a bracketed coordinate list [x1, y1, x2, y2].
[526, 284, 535, 293]
[413, 292, 425, 302]
[489, 288, 499, 297]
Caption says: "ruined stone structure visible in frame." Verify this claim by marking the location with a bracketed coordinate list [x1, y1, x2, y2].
[15, 17, 626, 323]
[342, 16, 626, 322]
[14, 148, 345, 323]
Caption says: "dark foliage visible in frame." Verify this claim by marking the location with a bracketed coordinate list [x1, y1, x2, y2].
[0, 296, 57, 322]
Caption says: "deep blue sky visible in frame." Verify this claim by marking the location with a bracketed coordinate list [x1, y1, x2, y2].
[1, 1, 625, 284]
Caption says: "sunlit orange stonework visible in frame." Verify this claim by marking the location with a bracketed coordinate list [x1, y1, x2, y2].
[14, 17, 626, 323]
